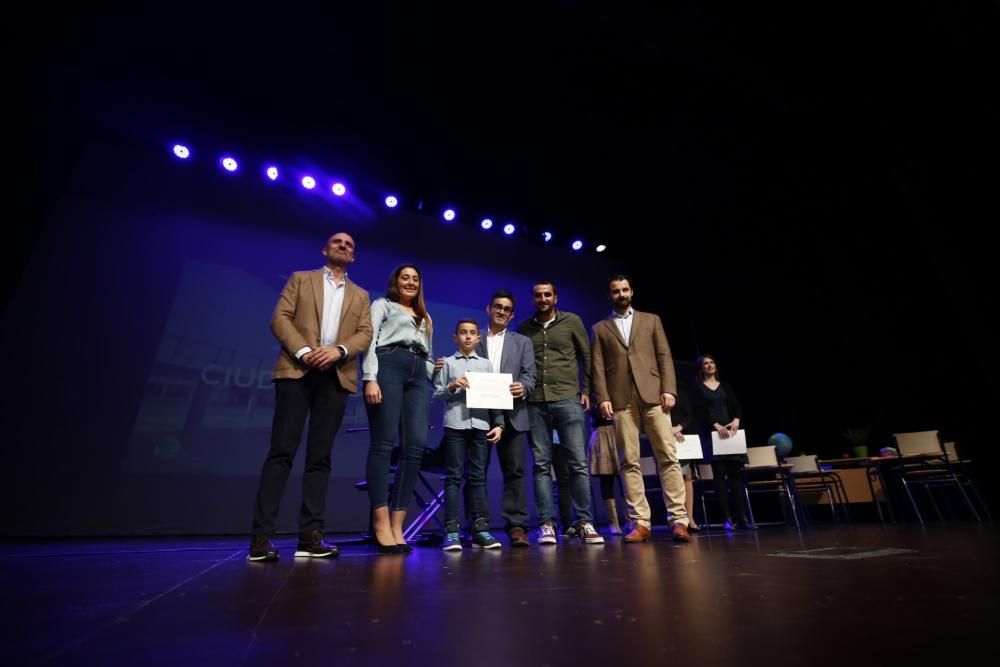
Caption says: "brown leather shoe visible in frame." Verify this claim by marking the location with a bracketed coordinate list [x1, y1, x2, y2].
[623, 523, 651, 543]
[671, 523, 692, 543]
[508, 527, 530, 547]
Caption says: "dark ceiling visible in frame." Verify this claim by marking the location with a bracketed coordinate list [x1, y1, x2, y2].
[23, 3, 996, 250]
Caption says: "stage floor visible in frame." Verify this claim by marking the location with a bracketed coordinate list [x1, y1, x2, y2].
[3, 524, 997, 666]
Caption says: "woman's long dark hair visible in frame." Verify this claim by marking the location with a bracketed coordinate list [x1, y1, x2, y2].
[385, 263, 431, 336]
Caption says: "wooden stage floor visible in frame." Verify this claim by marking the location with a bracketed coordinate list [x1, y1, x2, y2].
[3, 523, 997, 666]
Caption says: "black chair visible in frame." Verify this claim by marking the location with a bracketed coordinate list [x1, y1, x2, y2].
[784, 454, 851, 523]
[404, 444, 447, 542]
[745, 446, 803, 527]
[693, 463, 756, 529]
[888, 430, 989, 523]
[942, 441, 992, 520]
[342, 443, 447, 546]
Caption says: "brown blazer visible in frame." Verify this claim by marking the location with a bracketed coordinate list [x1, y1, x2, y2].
[591, 310, 677, 409]
[270, 269, 373, 392]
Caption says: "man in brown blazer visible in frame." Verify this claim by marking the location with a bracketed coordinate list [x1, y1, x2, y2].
[591, 274, 690, 543]
[249, 232, 373, 562]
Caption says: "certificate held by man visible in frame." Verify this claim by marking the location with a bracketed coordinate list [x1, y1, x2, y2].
[465, 371, 514, 410]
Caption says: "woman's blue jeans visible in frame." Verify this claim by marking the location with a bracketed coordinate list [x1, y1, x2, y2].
[365, 347, 431, 511]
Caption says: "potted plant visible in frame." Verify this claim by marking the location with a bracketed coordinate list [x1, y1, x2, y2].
[843, 426, 872, 458]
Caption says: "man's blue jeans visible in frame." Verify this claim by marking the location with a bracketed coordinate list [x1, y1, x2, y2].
[528, 398, 593, 524]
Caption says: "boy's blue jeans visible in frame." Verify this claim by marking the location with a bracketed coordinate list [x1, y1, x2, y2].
[443, 427, 489, 532]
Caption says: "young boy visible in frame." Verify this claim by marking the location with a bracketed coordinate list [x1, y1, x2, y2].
[433, 319, 504, 551]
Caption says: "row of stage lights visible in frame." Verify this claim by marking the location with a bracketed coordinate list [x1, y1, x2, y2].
[171, 144, 608, 253]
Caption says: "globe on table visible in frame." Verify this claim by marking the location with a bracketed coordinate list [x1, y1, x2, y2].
[768, 432, 793, 458]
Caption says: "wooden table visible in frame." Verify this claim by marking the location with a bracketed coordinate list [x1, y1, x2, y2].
[818, 454, 942, 523]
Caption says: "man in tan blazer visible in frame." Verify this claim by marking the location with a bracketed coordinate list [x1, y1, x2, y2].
[249, 232, 373, 562]
[591, 274, 690, 543]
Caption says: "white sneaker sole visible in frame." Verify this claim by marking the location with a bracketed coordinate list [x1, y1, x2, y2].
[246, 553, 278, 562]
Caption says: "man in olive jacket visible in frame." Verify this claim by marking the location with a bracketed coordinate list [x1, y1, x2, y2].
[518, 281, 604, 545]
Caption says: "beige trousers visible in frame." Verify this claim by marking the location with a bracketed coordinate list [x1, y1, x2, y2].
[614, 384, 688, 528]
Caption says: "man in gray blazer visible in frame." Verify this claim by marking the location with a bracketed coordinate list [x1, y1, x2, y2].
[248, 232, 373, 562]
[591, 274, 690, 543]
[474, 290, 537, 546]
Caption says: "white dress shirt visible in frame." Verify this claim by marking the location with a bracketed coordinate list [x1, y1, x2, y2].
[486, 327, 506, 373]
[613, 307, 634, 346]
[294, 268, 348, 360]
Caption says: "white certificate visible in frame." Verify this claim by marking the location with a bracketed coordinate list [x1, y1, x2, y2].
[712, 428, 748, 455]
[676, 432, 704, 461]
[465, 372, 513, 410]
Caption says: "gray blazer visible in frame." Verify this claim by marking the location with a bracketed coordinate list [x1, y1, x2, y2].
[475, 329, 536, 432]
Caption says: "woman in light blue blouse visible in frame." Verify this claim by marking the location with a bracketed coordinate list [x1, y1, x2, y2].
[363, 264, 435, 552]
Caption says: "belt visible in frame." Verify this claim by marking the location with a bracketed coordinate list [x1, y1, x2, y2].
[376, 343, 428, 358]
